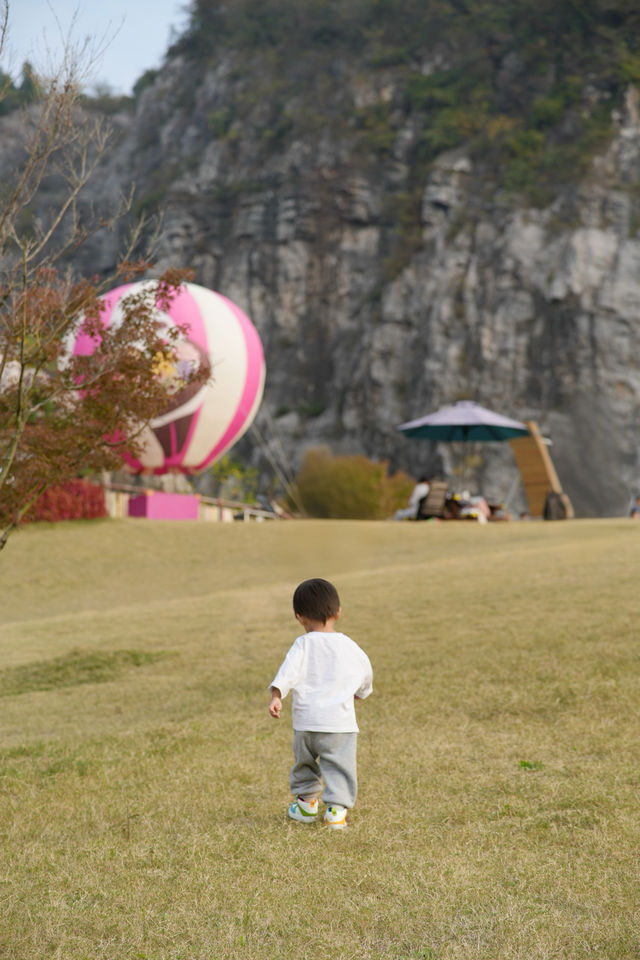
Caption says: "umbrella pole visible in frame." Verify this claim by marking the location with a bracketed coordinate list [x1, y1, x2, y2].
[502, 472, 522, 514]
[449, 442, 483, 493]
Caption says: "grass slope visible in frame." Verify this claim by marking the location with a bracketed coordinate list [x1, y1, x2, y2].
[1, 518, 639, 959]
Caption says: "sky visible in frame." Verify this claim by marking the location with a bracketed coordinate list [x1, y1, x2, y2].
[1, 0, 191, 95]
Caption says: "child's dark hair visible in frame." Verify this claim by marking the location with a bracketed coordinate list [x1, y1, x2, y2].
[293, 578, 340, 624]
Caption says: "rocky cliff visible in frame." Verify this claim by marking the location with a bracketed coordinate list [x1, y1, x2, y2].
[35, 4, 640, 515]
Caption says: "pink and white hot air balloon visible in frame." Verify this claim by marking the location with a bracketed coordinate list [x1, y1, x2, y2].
[74, 281, 265, 475]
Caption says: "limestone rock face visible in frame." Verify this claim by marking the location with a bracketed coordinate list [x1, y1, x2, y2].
[9, 67, 640, 516]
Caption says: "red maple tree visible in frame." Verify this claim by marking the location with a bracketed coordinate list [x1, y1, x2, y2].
[0, 4, 207, 549]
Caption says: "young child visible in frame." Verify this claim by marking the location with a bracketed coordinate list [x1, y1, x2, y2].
[268, 578, 373, 830]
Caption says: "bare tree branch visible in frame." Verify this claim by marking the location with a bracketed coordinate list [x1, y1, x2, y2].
[0, 2, 206, 551]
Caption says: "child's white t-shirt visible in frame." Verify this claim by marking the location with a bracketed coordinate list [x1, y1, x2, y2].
[270, 631, 373, 732]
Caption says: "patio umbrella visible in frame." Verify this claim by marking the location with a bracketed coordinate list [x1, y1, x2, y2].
[397, 401, 529, 442]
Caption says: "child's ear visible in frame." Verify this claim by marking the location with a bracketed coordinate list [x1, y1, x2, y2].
[335, 606, 342, 620]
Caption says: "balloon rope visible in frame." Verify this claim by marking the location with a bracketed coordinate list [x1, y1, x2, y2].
[249, 416, 305, 515]
[259, 406, 299, 487]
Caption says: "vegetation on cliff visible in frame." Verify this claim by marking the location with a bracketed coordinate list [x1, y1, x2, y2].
[0, 61, 41, 114]
[167, 0, 640, 204]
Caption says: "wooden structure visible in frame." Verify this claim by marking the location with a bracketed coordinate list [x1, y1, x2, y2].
[509, 421, 574, 518]
[103, 483, 279, 523]
[416, 480, 450, 520]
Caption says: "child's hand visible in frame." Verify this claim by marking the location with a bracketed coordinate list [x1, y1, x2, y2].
[269, 694, 282, 719]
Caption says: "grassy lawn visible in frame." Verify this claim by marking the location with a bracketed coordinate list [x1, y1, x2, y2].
[0, 517, 639, 959]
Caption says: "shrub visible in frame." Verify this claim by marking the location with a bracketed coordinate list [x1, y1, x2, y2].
[24, 481, 107, 524]
[293, 446, 414, 520]
[206, 455, 258, 502]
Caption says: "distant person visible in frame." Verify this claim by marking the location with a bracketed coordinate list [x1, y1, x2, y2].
[268, 578, 373, 830]
[630, 495, 640, 518]
[393, 476, 430, 520]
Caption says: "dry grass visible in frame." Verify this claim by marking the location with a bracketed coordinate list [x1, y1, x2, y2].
[1, 517, 639, 959]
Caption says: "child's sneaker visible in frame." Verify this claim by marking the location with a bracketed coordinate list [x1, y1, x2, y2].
[287, 797, 318, 823]
[324, 804, 347, 830]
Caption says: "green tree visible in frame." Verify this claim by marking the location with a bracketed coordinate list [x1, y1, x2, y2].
[18, 61, 41, 104]
[206, 454, 258, 502]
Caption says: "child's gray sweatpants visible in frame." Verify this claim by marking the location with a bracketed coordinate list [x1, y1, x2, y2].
[290, 730, 358, 808]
